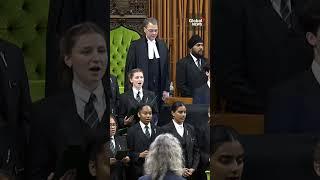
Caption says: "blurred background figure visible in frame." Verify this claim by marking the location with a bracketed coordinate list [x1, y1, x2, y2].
[211, 125, 245, 180]
[109, 115, 129, 180]
[139, 133, 185, 180]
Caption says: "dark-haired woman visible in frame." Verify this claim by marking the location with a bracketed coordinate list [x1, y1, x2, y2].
[211, 125, 245, 180]
[162, 101, 200, 179]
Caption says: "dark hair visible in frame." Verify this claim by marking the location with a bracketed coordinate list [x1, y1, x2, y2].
[128, 68, 144, 82]
[87, 135, 107, 162]
[137, 103, 153, 113]
[58, 22, 107, 89]
[210, 125, 241, 154]
[171, 101, 186, 112]
[300, 0, 320, 35]
[314, 138, 320, 161]
[143, 17, 158, 28]
[110, 114, 118, 127]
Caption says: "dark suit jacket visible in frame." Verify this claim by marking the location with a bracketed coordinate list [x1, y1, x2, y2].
[161, 122, 200, 170]
[109, 135, 127, 180]
[193, 84, 210, 104]
[110, 75, 120, 116]
[118, 89, 158, 128]
[28, 87, 108, 180]
[127, 123, 161, 179]
[176, 54, 207, 97]
[0, 40, 31, 178]
[213, 0, 313, 113]
[125, 37, 170, 93]
[45, 0, 108, 97]
[265, 68, 320, 133]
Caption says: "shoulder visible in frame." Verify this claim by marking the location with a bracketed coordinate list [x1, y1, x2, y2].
[128, 123, 140, 133]
[0, 39, 21, 52]
[130, 38, 145, 46]
[185, 123, 195, 131]
[138, 175, 151, 180]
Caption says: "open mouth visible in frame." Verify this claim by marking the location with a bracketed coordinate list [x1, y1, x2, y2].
[89, 66, 101, 72]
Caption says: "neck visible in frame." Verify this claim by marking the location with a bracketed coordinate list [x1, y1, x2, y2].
[73, 75, 98, 92]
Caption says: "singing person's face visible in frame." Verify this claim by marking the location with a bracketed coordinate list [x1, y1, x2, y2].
[64, 33, 107, 89]
[130, 72, 144, 90]
[138, 105, 153, 125]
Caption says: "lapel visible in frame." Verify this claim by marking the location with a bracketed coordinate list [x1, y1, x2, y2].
[156, 39, 165, 74]
[0, 46, 19, 127]
[137, 38, 149, 70]
[183, 124, 192, 149]
[57, 90, 84, 147]
[187, 55, 202, 73]
[128, 89, 139, 106]
[136, 123, 147, 139]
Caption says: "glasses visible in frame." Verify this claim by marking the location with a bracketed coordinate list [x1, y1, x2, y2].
[146, 28, 158, 33]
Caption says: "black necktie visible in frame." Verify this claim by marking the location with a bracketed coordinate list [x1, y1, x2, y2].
[136, 91, 141, 102]
[84, 93, 99, 128]
[280, 0, 292, 28]
[145, 125, 150, 138]
[197, 59, 201, 69]
[110, 137, 116, 154]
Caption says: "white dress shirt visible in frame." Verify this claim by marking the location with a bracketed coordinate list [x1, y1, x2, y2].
[173, 120, 184, 137]
[132, 87, 144, 100]
[139, 121, 152, 136]
[147, 38, 160, 59]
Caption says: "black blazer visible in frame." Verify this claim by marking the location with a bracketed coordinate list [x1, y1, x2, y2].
[110, 75, 120, 116]
[109, 135, 127, 180]
[266, 68, 320, 133]
[125, 37, 170, 93]
[127, 123, 161, 179]
[213, 0, 313, 113]
[28, 87, 108, 180]
[176, 54, 207, 97]
[193, 84, 210, 104]
[118, 89, 158, 128]
[161, 121, 200, 170]
[0, 40, 31, 177]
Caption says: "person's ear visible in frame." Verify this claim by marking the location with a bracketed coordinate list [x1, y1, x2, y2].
[314, 161, 320, 176]
[306, 32, 318, 46]
[88, 160, 97, 177]
[64, 55, 72, 68]
[171, 111, 175, 118]
[137, 112, 141, 118]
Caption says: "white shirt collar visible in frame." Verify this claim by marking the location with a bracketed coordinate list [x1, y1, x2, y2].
[147, 37, 160, 59]
[172, 119, 184, 128]
[139, 121, 151, 134]
[132, 87, 143, 99]
[172, 120, 184, 136]
[207, 80, 210, 88]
